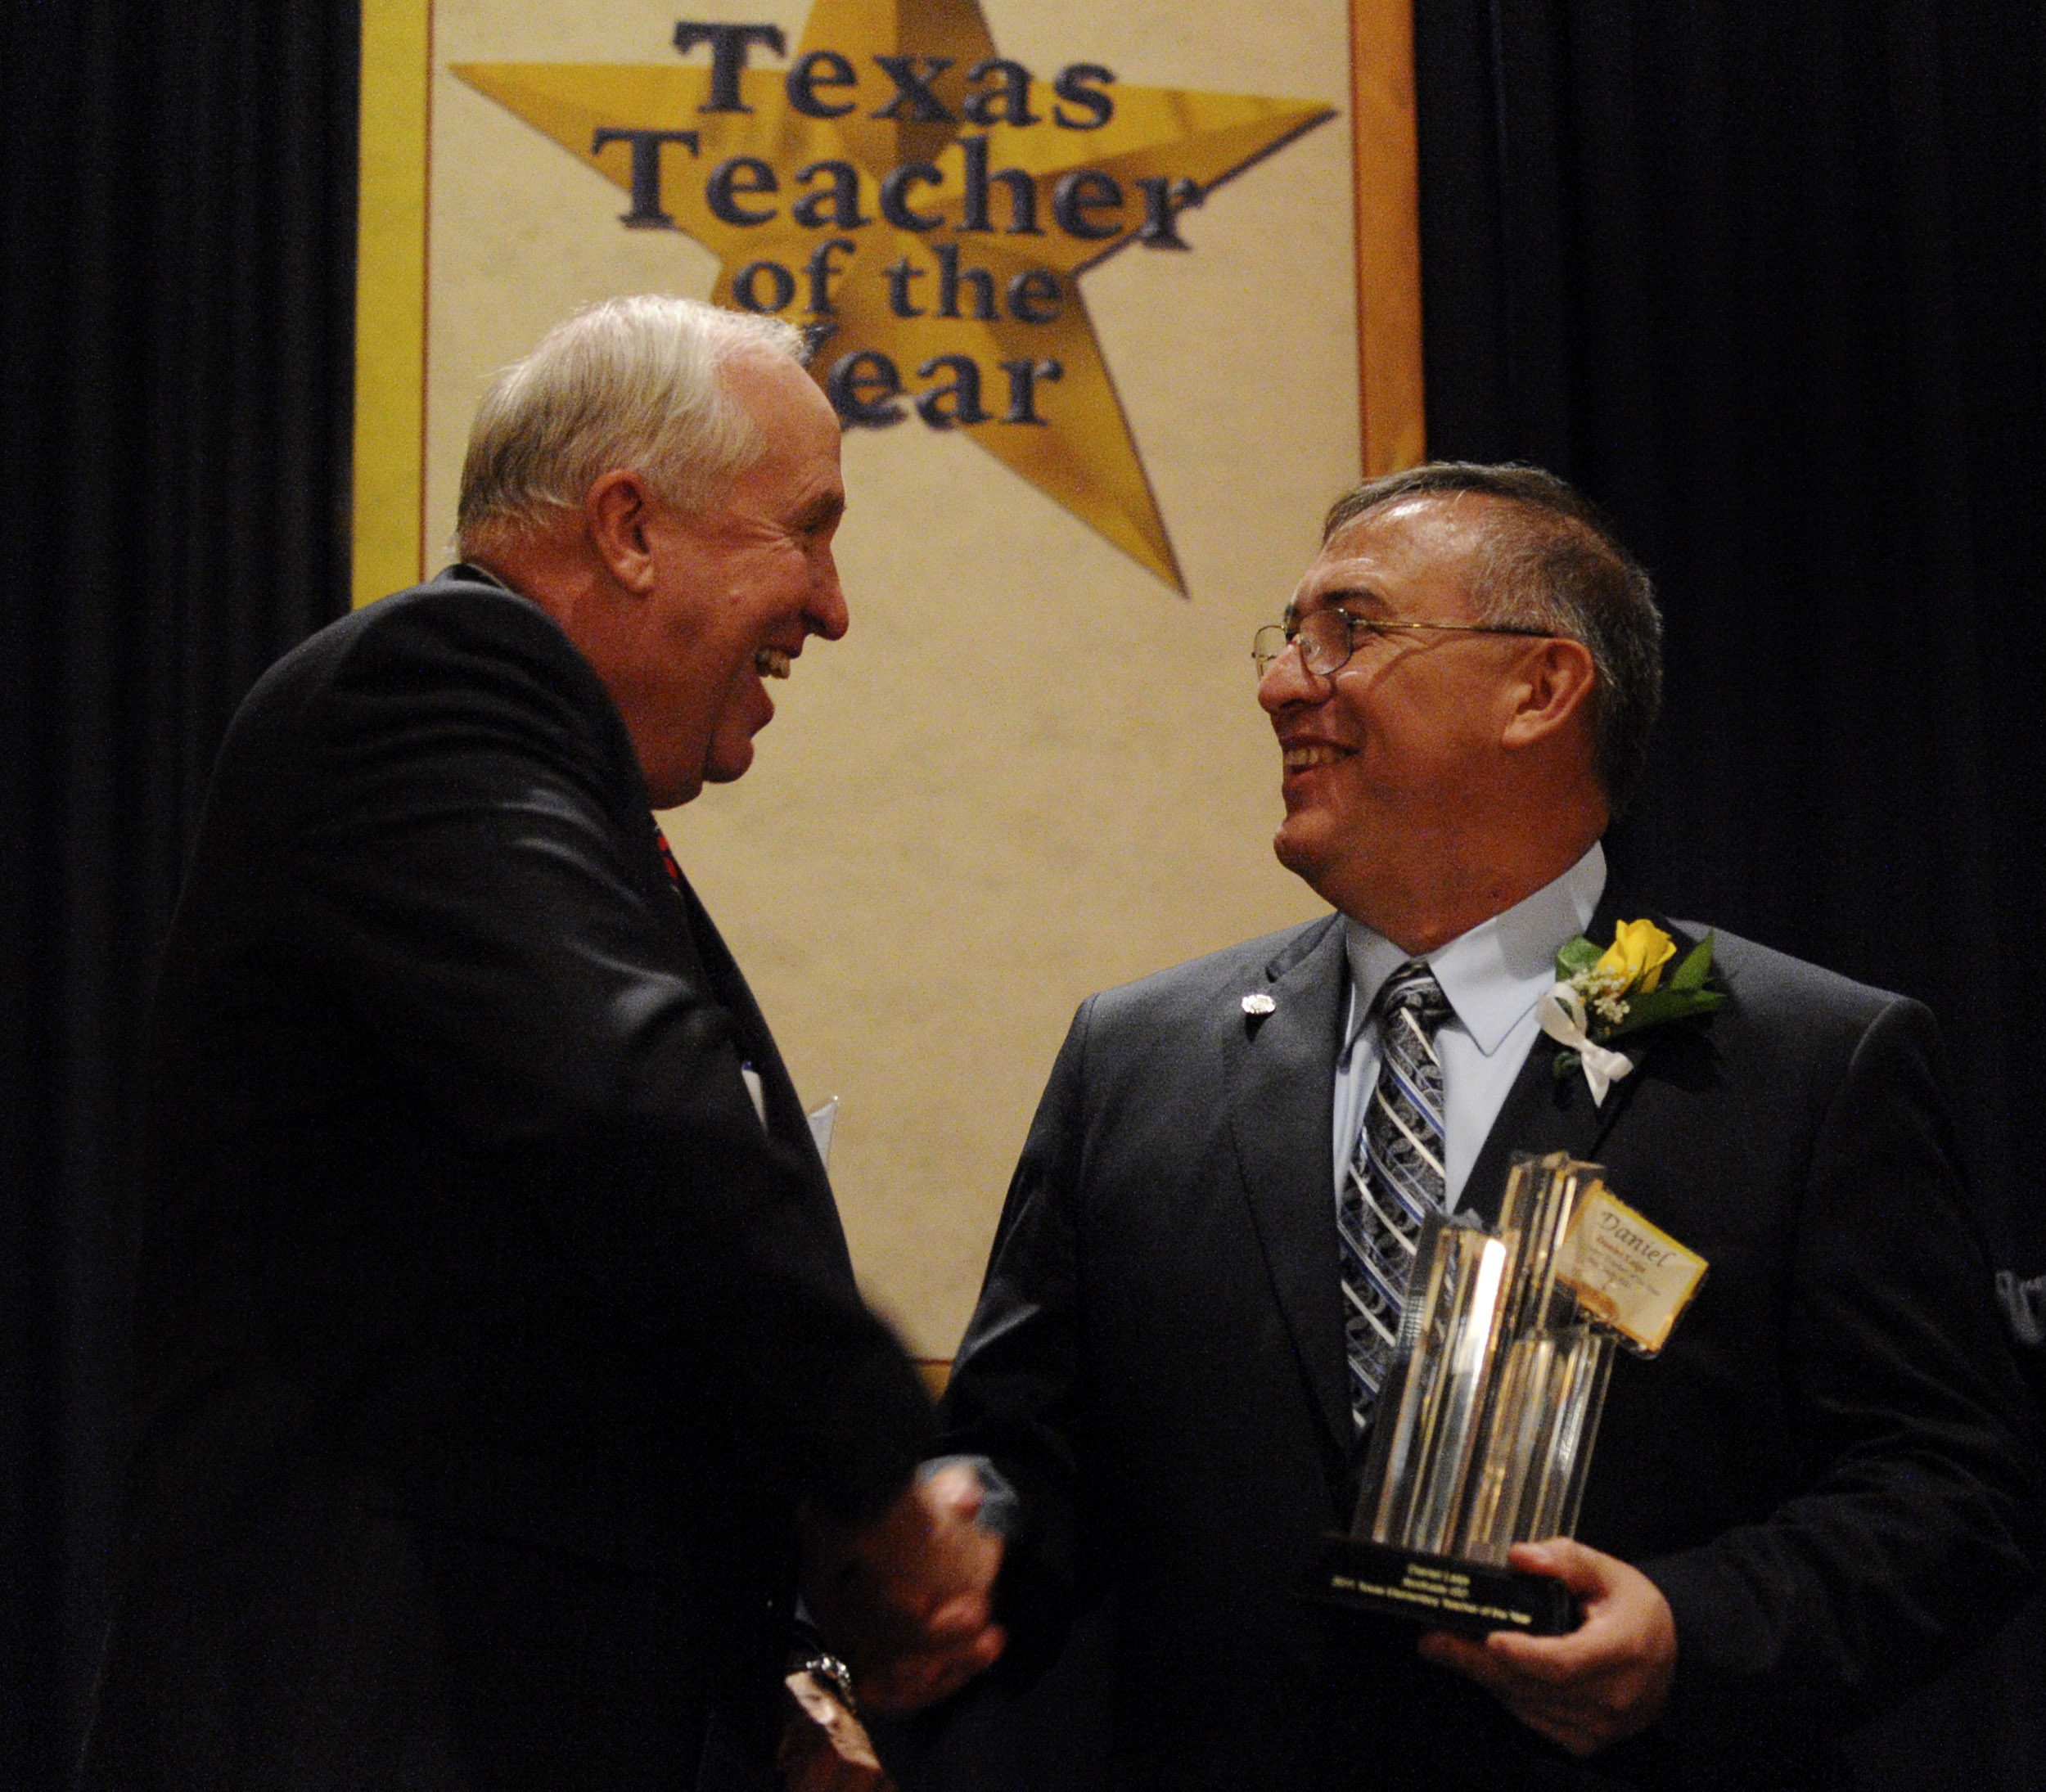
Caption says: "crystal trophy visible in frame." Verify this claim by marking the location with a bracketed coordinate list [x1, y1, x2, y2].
[1307, 1152, 1704, 1637]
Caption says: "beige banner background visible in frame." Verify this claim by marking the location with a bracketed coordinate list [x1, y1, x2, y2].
[375, 0, 1397, 1353]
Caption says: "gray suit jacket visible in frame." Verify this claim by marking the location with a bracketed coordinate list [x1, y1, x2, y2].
[937, 894, 2039, 1790]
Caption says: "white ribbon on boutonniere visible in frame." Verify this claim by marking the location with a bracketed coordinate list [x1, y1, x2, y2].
[1536, 983, 1637, 1106]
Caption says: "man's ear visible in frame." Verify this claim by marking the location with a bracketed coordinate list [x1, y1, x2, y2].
[1501, 637, 1598, 750]
[586, 469, 660, 594]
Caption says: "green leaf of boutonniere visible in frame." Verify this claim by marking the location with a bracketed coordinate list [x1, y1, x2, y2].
[1602, 984, 1728, 1039]
[1556, 934, 1603, 979]
[1668, 933, 1715, 993]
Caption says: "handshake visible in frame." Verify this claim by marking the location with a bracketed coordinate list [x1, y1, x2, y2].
[782, 1459, 1009, 1790]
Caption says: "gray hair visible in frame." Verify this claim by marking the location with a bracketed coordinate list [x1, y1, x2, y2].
[1321, 462, 1664, 819]
[455, 295, 810, 556]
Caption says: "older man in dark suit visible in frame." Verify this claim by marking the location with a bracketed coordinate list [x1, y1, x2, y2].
[932, 464, 2038, 1790]
[82, 296, 1001, 1790]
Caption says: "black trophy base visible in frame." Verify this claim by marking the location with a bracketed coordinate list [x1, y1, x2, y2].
[1308, 1534, 1580, 1637]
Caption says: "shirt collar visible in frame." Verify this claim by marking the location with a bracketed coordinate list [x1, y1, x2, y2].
[447, 561, 516, 595]
[1341, 841, 1607, 1058]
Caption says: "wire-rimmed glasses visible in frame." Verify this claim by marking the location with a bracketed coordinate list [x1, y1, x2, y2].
[1251, 608, 1557, 678]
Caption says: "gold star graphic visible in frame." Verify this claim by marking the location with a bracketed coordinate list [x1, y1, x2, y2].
[453, 2, 1333, 591]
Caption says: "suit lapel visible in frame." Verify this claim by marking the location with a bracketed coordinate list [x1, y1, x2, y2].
[647, 823, 827, 1178]
[1462, 892, 1696, 1223]
[673, 877, 816, 1155]
[1226, 916, 1354, 1456]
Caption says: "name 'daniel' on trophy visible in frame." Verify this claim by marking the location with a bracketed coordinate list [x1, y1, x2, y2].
[1311, 1151, 1707, 1637]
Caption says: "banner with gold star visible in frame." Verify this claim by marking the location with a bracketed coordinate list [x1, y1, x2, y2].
[352, 0, 1422, 1355]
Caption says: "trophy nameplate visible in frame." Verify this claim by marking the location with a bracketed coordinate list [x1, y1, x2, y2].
[1309, 1153, 1706, 1638]
[1309, 1537, 1580, 1637]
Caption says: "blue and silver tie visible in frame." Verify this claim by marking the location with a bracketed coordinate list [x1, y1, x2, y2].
[1340, 959, 1452, 1432]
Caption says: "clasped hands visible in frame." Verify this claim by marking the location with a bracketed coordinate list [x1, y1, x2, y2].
[803, 1458, 1007, 1717]
[1418, 1538, 1676, 1757]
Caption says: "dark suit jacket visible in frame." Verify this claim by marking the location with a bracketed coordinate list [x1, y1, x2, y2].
[81, 572, 932, 1790]
[935, 894, 2039, 1791]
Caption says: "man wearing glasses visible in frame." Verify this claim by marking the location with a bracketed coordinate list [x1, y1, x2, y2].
[931, 464, 2036, 1789]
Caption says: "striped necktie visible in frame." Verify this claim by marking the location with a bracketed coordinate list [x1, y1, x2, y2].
[651, 819, 685, 889]
[1340, 959, 1453, 1432]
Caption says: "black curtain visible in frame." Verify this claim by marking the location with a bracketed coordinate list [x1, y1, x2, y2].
[1412, 0, 2044, 1782]
[1415, 0, 2045, 1272]
[0, 2, 358, 1783]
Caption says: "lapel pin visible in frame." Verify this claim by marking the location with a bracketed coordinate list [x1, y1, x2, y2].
[1241, 993, 1276, 1016]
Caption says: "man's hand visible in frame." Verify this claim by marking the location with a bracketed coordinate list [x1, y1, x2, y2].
[1417, 1538, 1675, 1757]
[777, 1669, 895, 1792]
[804, 1461, 1007, 1716]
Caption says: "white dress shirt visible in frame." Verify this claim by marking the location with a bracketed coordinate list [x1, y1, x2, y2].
[1331, 842, 1607, 1210]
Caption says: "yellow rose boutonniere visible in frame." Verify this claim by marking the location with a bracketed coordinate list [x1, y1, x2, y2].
[1536, 921, 1725, 1105]
[1593, 918, 1678, 995]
